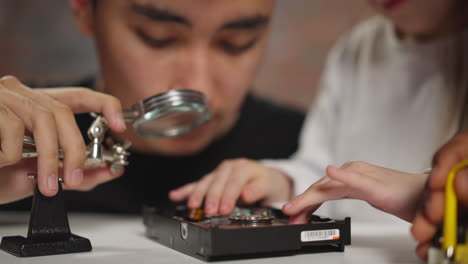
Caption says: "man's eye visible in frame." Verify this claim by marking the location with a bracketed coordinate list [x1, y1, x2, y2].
[219, 40, 257, 55]
[137, 29, 176, 48]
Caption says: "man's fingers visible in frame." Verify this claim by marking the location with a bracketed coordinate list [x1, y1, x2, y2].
[0, 76, 127, 197]
[0, 105, 24, 168]
[423, 190, 444, 224]
[63, 166, 124, 191]
[34, 97, 87, 188]
[30, 106, 60, 197]
[411, 212, 437, 243]
[169, 183, 196, 202]
[455, 170, 468, 206]
[0, 88, 60, 196]
[430, 135, 468, 190]
[0, 77, 69, 196]
[415, 242, 430, 260]
[40, 88, 126, 132]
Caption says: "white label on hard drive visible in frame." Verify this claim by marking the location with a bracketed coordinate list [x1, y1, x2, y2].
[301, 229, 340, 242]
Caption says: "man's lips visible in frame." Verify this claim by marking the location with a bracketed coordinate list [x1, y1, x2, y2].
[385, 0, 407, 9]
[374, 0, 407, 10]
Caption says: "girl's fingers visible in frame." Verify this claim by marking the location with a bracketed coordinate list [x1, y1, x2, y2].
[287, 206, 318, 225]
[204, 163, 233, 215]
[169, 183, 196, 202]
[327, 165, 378, 201]
[282, 178, 344, 216]
[187, 174, 213, 209]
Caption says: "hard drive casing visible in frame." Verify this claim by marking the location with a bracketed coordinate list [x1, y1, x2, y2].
[143, 204, 351, 261]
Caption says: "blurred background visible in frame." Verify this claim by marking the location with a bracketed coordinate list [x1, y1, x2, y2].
[0, 0, 97, 87]
[0, 0, 372, 112]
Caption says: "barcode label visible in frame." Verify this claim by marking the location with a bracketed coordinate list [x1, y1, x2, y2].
[301, 229, 340, 242]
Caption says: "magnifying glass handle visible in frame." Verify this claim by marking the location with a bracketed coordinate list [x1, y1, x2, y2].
[123, 109, 139, 122]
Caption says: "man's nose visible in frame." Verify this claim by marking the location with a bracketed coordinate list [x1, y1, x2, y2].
[170, 48, 215, 99]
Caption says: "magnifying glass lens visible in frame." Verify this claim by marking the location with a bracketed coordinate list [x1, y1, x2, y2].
[129, 90, 210, 138]
[135, 104, 209, 137]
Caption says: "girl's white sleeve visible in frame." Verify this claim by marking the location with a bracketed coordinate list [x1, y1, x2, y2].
[262, 43, 344, 197]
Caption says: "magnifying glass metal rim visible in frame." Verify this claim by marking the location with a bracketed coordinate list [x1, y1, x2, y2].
[123, 89, 211, 138]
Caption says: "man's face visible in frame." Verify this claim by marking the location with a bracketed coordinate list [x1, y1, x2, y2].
[74, 0, 273, 155]
[367, 0, 457, 40]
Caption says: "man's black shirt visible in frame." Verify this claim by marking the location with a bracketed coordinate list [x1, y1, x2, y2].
[1, 95, 304, 214]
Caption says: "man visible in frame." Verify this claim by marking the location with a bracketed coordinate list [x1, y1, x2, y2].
[0, 0, 304, 213]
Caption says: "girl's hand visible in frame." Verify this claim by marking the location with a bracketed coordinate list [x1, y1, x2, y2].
[283, 162, 428, 224]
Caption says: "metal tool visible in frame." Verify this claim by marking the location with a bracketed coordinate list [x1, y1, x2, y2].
[21, 89, 210, 171]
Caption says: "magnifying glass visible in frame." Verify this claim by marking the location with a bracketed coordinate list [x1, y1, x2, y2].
[122, 89, 210, 138]
[22, 89, 210, 161]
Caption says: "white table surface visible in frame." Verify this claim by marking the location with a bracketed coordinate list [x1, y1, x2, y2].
[0, 212, 423, 264]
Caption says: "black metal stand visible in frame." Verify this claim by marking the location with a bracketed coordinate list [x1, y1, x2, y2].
[0, 183, 92, 257]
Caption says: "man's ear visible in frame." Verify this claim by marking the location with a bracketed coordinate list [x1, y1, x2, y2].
[70, 0, 95, 37]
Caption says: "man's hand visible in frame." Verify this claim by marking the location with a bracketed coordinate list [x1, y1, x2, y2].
[282, 162, 428, 224]
[411, 131, 468, 260]
[0, 75, 127, 203]
[169, 158, 293, 216]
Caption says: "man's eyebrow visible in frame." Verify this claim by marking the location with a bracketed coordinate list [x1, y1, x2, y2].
[220, 15, 270, 31]
[130, 2, 191, 27]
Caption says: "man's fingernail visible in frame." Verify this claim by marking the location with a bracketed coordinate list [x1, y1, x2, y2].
[48, 174, 58, 190]
[70, 168, 83, 186]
